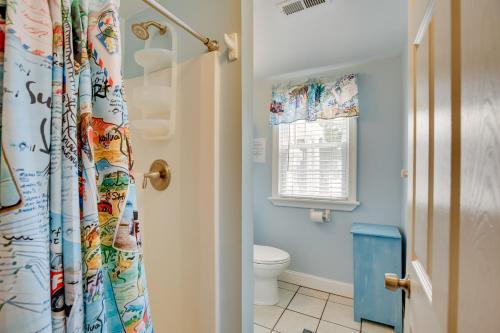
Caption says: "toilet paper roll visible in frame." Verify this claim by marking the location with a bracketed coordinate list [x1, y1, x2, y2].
[310, 209, 325, 223]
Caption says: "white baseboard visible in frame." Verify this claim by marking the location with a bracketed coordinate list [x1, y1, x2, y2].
[279, 270, 353, 298]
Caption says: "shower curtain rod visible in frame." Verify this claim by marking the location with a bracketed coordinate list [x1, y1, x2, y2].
[141, 0, 219, 52]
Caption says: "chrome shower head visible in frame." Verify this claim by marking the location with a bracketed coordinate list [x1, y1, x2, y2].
[131, 21, 167, 40]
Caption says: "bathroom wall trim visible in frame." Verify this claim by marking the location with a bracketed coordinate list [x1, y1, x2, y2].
[279, 270, 354, 298]
[268, 197, 360, 211]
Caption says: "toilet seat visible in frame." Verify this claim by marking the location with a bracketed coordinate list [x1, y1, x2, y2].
[254, 245, 290, 265]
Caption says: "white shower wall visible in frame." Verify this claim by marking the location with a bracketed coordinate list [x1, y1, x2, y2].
[125, 52, 220, 333]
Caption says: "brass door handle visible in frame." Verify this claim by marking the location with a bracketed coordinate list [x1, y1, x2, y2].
[385, 273, 411, 297]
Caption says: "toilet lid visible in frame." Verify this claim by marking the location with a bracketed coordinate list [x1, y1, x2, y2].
[254, 245, 290, 264]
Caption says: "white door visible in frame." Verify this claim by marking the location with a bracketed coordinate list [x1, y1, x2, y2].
[390, 0, 500, 332]
[456, 0, 500, 331]
[405, 0, 448, 332]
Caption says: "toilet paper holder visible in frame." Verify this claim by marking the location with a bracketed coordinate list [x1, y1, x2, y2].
[309, 209, 332, 223]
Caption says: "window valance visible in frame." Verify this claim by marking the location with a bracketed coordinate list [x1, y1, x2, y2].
[269, 73, 359, 126]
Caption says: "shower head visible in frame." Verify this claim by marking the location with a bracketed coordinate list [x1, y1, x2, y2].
[131, 21, 167, 40]
[131, 23, 149, 40]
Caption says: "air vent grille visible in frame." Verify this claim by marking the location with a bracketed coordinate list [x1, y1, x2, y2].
[282, 1, 305, 15]
[303, 0, 326, 8]
[277, 0, 330, 16]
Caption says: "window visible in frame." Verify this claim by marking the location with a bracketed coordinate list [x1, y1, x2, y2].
[270, 117, 359, 211]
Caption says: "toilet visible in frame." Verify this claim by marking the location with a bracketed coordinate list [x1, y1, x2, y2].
[253, 245, 291, 305]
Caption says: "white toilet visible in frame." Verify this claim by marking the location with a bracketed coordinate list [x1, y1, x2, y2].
[253, 245, 291, 305]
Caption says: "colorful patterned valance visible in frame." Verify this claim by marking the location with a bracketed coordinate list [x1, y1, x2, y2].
[269, 73, 359, 125]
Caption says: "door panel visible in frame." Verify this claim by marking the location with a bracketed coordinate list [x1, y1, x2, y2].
[458, 0, 500, 331]
[430, 0, 454, 328]
[406, 1, 446, 332]
[414, 26, 433, 274]
[406, 0, 500, 332]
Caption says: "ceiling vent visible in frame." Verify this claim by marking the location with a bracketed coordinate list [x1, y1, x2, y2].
[276, 0, 330, 16]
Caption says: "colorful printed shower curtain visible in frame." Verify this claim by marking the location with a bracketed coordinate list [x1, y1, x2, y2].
[269, 73, 360, 125]
[0, 1, 153, 332]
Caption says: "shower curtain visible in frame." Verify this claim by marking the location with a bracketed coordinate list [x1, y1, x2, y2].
[0, 1, 153, 332]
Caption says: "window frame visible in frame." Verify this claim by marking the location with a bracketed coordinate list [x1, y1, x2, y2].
[269, 117, 360, 211]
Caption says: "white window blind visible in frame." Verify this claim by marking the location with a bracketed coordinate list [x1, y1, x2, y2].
[278, 118, 349, 200]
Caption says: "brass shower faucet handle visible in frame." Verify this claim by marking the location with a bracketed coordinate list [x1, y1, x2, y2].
[142, 159, 171, 191]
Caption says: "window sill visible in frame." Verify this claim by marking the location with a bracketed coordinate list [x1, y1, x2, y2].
[268, 196, 360, 212]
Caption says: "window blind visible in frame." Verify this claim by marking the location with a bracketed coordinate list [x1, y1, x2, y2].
[278, 118, 349, 200]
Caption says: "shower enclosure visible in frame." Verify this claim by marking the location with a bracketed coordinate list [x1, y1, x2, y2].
[125, 51, 221, 332]
[124, 44, 222, 333]
[122, 3, 223, 330]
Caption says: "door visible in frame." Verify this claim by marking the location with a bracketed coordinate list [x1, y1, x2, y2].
[457, 0, 500, 331]
[399, 0, 500, 332]
[406, 0, 450, 332]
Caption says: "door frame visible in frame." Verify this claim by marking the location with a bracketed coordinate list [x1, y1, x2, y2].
[241, 0, 255, 332]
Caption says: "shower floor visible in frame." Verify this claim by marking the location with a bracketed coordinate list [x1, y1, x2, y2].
[253, 281, 395, 333]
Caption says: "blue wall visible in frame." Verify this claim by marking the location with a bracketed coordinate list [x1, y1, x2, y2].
[253, 55, 406, 283]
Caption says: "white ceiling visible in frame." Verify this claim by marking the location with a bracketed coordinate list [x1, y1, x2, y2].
[254, 0, 407, 77]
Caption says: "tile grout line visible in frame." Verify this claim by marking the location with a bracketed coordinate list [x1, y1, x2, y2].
[258, 282, 362, 333]
[314, 293, 330, 333]
[276, 307, 323, 332]
[253, 282, 298, 331]
[290, 289, 331, 329]
[254, 323, 272, 331]
[320, 295, 362, 333]
[296, 287, 329, 298]
[271, 286, 300, 332]
[294, 292, 329, 302]
[320, 317, 363, 332]
[282, 283, 355, 332]
[284, 307, 323, 319]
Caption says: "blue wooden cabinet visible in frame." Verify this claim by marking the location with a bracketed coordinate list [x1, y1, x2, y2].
[351, 223, 403, 333]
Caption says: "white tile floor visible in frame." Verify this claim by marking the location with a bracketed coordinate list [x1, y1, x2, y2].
[254, 281, 396, 333]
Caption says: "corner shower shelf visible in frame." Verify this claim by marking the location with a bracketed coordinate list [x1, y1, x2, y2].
[132, 21, 177, 142]
[134, 48, 174, 72]
[132, 85, 173, 116]
[131, 119, 172, 140]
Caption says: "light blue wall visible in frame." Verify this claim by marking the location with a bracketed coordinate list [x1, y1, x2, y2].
[253, 55, 406, 283]
[121, 1, 242, 332]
